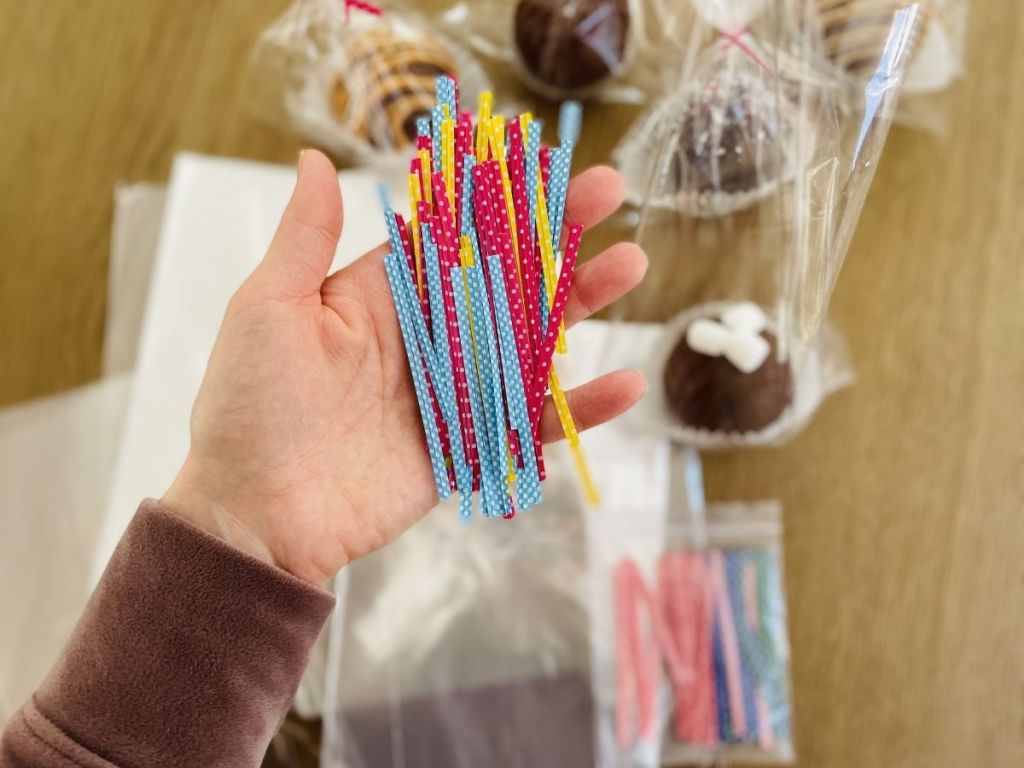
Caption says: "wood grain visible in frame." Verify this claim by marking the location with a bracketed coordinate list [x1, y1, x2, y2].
[1, 1, 1021, 766]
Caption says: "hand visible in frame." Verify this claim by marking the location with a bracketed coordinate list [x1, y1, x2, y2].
[162, 150, 647, 585]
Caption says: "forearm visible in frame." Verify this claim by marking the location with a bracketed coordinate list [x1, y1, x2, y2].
[1, 501, 334, 767]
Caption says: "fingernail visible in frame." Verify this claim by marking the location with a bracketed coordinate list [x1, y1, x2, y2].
[631, 369, 649, 395]
[298, 149, 307, 172]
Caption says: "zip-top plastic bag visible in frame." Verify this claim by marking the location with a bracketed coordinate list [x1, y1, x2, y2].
[589, 448, 795, 766]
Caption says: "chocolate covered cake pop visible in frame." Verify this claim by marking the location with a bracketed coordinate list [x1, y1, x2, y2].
[669, 62, 798, 217]
[662, 303, 793, 434]
[514, 0, 631, 94]
[330, 27, 455, 149]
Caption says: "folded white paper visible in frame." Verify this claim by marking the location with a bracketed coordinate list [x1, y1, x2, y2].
[104, 183, 167, 375]
[0, 376, 131, 719]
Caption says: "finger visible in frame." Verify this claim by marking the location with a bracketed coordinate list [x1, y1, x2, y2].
[539, 370, 647, 444]
[563, 242, 648, 329]
[328, 170, 634, 308]
[254, 149, 343, 300]
[563, 166, 625, 234]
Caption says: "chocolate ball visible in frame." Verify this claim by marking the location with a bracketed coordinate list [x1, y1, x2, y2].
[671, 77, 787, 198]
[331, 27, 455, 149]
[663, 322, 793, 434]
[514, 0, 630, 93]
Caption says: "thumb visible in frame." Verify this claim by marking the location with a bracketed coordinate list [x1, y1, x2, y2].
[254, 149, 343, 300]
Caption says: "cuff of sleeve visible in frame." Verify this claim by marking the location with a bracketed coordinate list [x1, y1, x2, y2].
[30, 500, 335, 768]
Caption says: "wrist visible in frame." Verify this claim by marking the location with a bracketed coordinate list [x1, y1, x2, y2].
[161, 459, 279, 575]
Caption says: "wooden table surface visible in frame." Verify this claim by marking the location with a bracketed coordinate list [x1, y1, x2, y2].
[1, 2, 1021, 767]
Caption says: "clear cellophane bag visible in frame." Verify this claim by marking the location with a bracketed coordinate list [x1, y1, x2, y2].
[610, 1, 924, 448]
[320, 454, 595, 768]
[422, 0, 688, 103]
[249, 0, 492, 164]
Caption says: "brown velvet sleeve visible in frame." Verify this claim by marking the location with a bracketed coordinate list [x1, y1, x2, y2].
[1, 500, 335, 768]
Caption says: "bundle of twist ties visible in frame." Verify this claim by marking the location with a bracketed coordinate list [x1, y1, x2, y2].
[383, 76, 597, 519]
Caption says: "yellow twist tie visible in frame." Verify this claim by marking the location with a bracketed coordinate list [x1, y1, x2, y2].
[487, 121, 526, 310]
[418, 149, 432, 207]
[476, 92, 493, 162]
[548, 363, 599, 505]
[535, 178, 558, 308]
[442, 117, 456, 214]
[407, 172, 424, 298]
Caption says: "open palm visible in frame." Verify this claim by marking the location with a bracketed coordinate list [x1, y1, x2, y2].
[163, 150, 647, 585]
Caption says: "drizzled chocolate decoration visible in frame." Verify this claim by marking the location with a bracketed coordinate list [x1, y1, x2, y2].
[663, 321, 793, 434]
[514, 0, 631, 92]
[331, 27, 455, 149]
